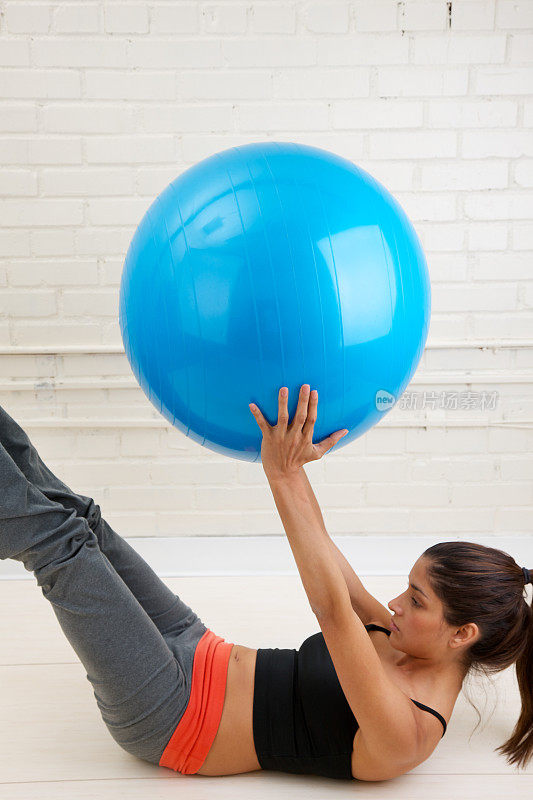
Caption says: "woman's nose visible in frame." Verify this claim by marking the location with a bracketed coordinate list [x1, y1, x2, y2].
[388, 596, 402, 614]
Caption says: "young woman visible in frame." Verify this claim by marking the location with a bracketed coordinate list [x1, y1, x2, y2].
[1, 384, 532, 781]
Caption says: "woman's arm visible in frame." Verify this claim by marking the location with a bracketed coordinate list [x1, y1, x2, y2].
[297, 465, 368, 597]
[297, 467, 392, 627]
[266, 470, 350, 617]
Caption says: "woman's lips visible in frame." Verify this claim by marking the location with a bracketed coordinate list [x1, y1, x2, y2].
[390, 619, 400, 632]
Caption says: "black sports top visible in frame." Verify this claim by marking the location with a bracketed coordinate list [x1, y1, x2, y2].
[252, 623, 447, 780]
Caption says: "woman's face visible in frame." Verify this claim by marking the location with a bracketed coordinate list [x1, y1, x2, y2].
[387, 556, 451, 660]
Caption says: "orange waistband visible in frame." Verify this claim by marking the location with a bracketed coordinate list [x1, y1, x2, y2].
[159, 629, 234, 775]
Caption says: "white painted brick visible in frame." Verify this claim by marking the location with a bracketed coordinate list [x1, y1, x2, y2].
[61, 289, 118, 317]
[464, 191, 533, 220]
[368, 131, 457, 159]
[428, 313, 469, 339]
[150, 460, 238, 485]
[223, 38, 315, 67]
[33, 38, 128, 67]
[393, 192, 457, 221]
[326, 508, 411, 533]
[6, 3, 52, 33]
[514, 160, 533, 187]
[85, 70, 176, 100]
[463, 130, 533, 158]
[0, 199, 83, 227]
[509, 33, 533, 62]
[73, 431, 121, 458]
[24, 429, 78, 459]
[489, 427, 533, 452]
[303, 2, 349, 33]
[6, 260, 99, 287]
[42, 104, 134, 133]
[354, 0, 397, 31]
[0, 170, 37, 196]
[413, 34, 506, 64]
[130, 39, 222, 68]
[472, 311, 533, 338]
[496, 0, 533, 28]
[400, 1, 448, 31]
[28, 137, 83, 164]
[411, 456, 498, 482]
[366, 482, 449, 507]
[202, 3, 248, 33]
[150, 4, 198, 33]
[120, 430, 162, 457]
[411, 508, 494, 533]
[105, 4, 149, 33]
[100, 258, 123, 284]
[420, 222, 466, 251]
[0, 139, 29, 165]
[406, 427, 489, 454]
[333, 99, 422, 128]
[524, 101, 533, 126]
[433, 283, 517, 312]
[378, 66, 468, 96]
[31, 229, 76, 257]
[0, 69, 81, 99]
[427, 252, 468, 281]
[318, 34, 409, 65]
[274, 68, 369, 99]
[323, 456, 409, 483]
[420, 160, 507, 191]
[238, 102, 329, 131]
[62, 460, 152, 487]
[0, 354, 55, 379]
[365, 427, 405, 454]
[0, 290, 56, 317]
[53, 4, 101, 34]
[60, 353, 129, 376]
[77, 227, 133, 256]
[140, 103, 234, 133]
[474, 66, 533, 95]
[179, 133, 266, 163]
[427, 99, 517, 128]
[452, 482, 532, 506]
[494, 507, 533, 532]
[41, 168, 134, 197]
[85, 135, 176, 164]
[513, 222, 533, 249]
[0, 40, 30, 67]
[468, 222, 508, 251]
[106, 485, 193, 511]
[135, 167, 176, 196]
[472, 253, 533, 281]
[0, 105, 38, 132]
[11, 321, 101, 346]
[180, 69, 271, 100]
[87, 197, 150, 226]
[0, 230, 31, 257]
[450, 0, 496, 30]
[358, 161, 415, 191]
[500, 456, 533, 481]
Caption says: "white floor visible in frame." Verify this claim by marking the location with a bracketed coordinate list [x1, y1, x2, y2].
[1, 574, 531, 800]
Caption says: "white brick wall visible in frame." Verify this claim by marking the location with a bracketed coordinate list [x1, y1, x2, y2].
[0, 0, 532, 553]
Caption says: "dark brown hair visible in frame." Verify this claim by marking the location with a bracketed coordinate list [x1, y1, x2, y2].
[422, 541, 533, 769]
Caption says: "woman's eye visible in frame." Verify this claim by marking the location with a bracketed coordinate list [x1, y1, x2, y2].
[411, 596, 419, 607]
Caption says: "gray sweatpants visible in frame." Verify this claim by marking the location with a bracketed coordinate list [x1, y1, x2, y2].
[0, 402, 208, 766]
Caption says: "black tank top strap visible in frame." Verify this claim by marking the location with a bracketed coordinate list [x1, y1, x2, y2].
[410, 700, 447, 736]
[364, 623, 447, 737]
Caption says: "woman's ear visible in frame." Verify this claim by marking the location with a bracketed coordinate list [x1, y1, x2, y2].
[449, 621, 480, 651]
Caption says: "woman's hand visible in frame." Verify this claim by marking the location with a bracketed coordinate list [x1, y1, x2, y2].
[248, 384, 349, 479]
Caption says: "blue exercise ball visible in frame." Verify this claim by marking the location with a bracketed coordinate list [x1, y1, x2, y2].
[119, 141, 430, 463]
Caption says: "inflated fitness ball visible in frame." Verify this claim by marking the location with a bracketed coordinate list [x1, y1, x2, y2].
[119, 141, 431, 463]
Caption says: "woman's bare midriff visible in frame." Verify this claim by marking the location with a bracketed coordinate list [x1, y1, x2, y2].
[196, 644, 263, 776]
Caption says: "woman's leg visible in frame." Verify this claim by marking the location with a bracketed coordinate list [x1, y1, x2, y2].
[0, 403, 203, 641]
[0, 436, 205, 764]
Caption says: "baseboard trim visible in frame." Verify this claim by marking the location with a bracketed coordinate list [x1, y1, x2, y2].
[1, 534, 531, 580]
